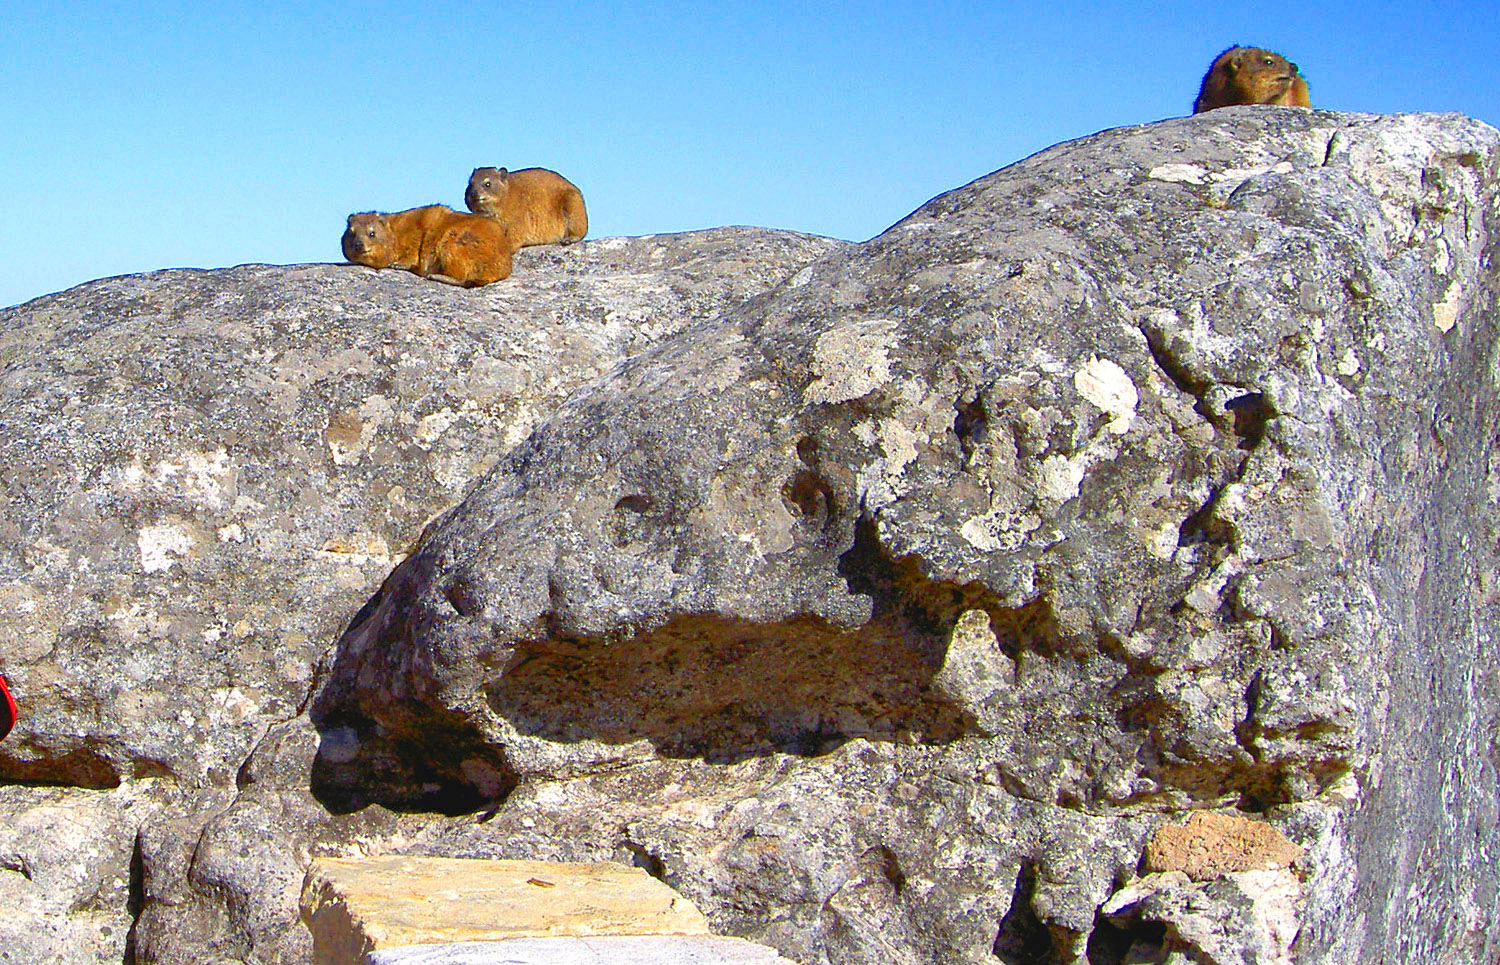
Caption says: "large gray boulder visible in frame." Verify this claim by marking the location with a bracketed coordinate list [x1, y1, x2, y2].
[317, 109, 1500, 963]
[0, 229, 842, 790]
[0, 229, 844, 964]
[0, 108, 1496, 965]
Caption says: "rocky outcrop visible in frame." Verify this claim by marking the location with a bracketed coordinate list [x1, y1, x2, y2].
[0, 229, 842, 792]
[2, 109, 1498, 965]
[0, 230, 843, 963]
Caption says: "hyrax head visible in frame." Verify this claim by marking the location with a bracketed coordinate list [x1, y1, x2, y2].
[342, 212, 396, 267]
[1228, 47, 1299, 101]
[465, 167, 510, 215]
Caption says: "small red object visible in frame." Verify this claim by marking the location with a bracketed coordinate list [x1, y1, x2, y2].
[0, 674, 16, 741]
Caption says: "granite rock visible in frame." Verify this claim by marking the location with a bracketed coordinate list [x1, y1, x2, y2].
[316, 108, 1500, 963]
[0, 229, 842, 964]
[1, 109, 1497, 965]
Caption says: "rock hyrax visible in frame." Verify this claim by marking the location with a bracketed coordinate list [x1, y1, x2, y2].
[465, 167, 587, 247]
[1193, 46, 1311, 113]
[342, 204, 516, 287]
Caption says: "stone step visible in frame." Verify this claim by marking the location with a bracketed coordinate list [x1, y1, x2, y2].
[301, 856, 793, 965]
[366, 935, 798, 964]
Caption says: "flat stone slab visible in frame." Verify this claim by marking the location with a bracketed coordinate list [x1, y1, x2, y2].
[366, 936, 799, 964]
[302, 856, 711, 965]
[1144, 811, 1305, 881]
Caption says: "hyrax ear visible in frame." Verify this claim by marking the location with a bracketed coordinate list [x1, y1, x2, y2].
[497, 168, 509, 179]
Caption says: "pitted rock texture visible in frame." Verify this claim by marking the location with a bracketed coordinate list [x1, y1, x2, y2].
[315, 109, 1500, 963]
[0, 110, 1497, 965]
[0, 228, 842, 792]
[1143, 811, 1304, 881]
[0, 229, 842, 964]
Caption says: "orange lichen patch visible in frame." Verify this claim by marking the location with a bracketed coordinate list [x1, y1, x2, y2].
[1144, 811, 1304, 881]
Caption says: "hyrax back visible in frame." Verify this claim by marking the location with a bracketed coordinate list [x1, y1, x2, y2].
[1194, 46, 1311, 113]
[465, 166, 587, 246]
[342, 205, 516, 287]
[425, 214, 515, 286]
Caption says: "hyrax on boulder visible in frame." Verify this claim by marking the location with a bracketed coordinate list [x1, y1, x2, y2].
[342, 204, 517, 287]
[1194, 46, 1311, 113]
[464, 167, 587, 246]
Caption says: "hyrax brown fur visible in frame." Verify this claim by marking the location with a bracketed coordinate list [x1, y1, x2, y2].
[342, 204, 517, 287]
[1194, 46, 1311, 113]
[465, 167, 587, 247]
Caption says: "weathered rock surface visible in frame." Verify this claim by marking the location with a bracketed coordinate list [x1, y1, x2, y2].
[0, 228, 842, 792]
[1, 109, 1498, 965]
[1143, 811, 1303, 881]
[364, 936, 799, 965]
[314, 108, 1500, 963]
[300, 855, 710, 961]
[0, 229, 842, 964]
[1098, 869, 1302, 965]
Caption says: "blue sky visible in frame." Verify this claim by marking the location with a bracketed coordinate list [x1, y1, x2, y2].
[1, 0, 1494, 309]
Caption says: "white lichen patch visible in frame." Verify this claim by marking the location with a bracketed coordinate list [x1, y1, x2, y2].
[1433, 238, 1453, 275]
[416, 406, 462, 446]
[1336, 349, 1361, 376]
[1433, 282, 1462, 332]
[1039, 453, 1086, 503]
[1149, 163, 1207, 185]
[1212, 161, 1296, 187]
[803, 320, 896, 405]
[879, 419, 920, 476]
[1073, 356, 1139, 435]
[851, 387, 950, 509]
[207, 686, 259, 726]
[116, 449, 235, 509]
[960, 509, 1042, 552]
[137, 523, 194, 573]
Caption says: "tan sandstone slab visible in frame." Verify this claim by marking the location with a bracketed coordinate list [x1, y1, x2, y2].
[1144, 811, 1305, 881]
[367, 936, 800, 964]
[301, 856, 711, 965]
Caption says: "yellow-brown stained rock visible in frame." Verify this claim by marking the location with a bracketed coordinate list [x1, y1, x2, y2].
[300, 856, 710, 965]
[1144, 811, 1304, 881]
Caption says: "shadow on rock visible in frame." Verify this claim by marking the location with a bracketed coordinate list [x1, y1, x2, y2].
[305, 514, 1050, 816]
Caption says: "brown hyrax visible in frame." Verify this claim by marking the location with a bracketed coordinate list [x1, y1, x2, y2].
[1193, 46, 1311, 113]
[464, 167, 587, 246]
[342, 205, 516, 287]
